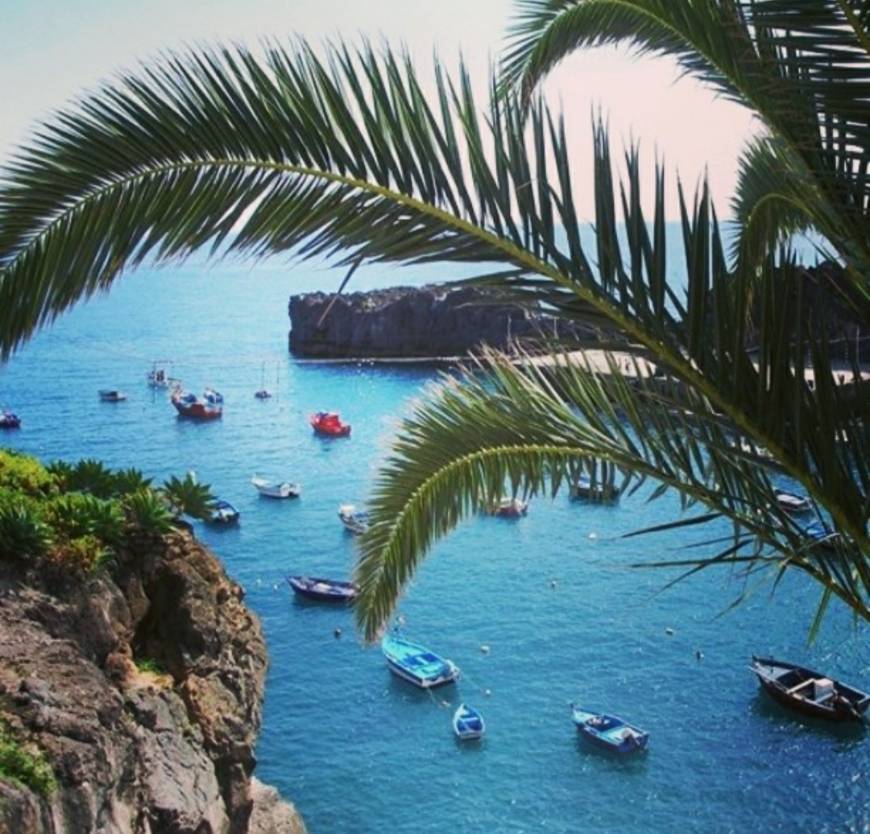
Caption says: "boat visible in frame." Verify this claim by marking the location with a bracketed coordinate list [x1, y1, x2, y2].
[0, 410, 21, 429]
[251, 476, 301, 499]
[569, 474, 620, 502]
[750, 656, 869, 722]
[802, 520, 840, 550]
[254, 361, 273, 399]
[203, 387, 223, 405]
[207, 499, 240, 525]
[774, 490, 811, 514]
[452, 704, 485, 740]
[310, 411, 351, 437]
[287, 575, 359, 603]
[489, 497, 528, 518]
[571, 705, 649, 754]
[147, 362, 173, 388]
[171, 389, 222, 420]
[338, 503, 370, 535]
[381, 632, 459, 689]
[98, 389, 127, 402]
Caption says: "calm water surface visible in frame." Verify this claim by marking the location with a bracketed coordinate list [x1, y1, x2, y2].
[0, 260, 866, 834]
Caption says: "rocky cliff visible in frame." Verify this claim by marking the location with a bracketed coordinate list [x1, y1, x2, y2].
[288, 283, 590, 359]
[0, 531, 305, 834]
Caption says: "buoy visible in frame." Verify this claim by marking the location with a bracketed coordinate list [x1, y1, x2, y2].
[695, 649, 703, 661]
[334, 628, 343, 639]
[484, 688, 492, 697]
[273, 583, 279, 590]
[480, 644, 491, 654]
[588, 532, 598, 539]
[665, 627, 675, 636]
[550, 579, 557, 589]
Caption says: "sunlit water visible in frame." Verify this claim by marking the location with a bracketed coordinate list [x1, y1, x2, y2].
[0, 257, 866, 834]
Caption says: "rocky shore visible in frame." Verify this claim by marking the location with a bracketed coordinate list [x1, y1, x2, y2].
[0, 530, 305, 834]
[288, 283, 590, 359]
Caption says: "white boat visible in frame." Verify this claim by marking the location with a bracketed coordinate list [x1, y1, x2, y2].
[774, 490, 812, 514]
[453, 704, 485, 740]
[381, 633, 459, 689]
[203, 387, 224, 405]
[489, 497, 528, 518]
[251, 476, 301, 499]
[569, 474, 620, 502]
[99, 389, 127, 402]
[338, 503, 370, 535]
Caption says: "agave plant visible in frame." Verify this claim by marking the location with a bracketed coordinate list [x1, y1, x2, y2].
[160, 473, 215, 521]
[0, 35, 865, 640]
[123, 489, 174, 538]
[45, 493, 125, 546]
[0, 500, 52, 562]
[59, 459, 119, 499]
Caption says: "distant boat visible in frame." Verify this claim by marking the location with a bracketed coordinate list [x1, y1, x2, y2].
[802, 520, 840, 550]
[489, 497, 528, 518]
[171, 389, 222, 420]
[310, 411, 351, 437]
[287, 575, 358, 603]
[254, 361, 273, 399]
[452, 704, 485, 740]
[381, 633, 459, 689]
[147, 362, 173, 388]
[338, 504, 370, 535]
[774, 490, 811, 514]
[251, 476, 301, 499]
[750, 656, 869, 722]
[98, 389, 127, 402]
[0, 410, 21, 429]
[571, 705, 649, 754]
[569, 474, 620, 502]
[203, 387, 224, 405]
[207, 499, 240, 525]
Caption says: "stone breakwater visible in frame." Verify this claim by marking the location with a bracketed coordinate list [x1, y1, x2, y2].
[288, 283, 591, 359]
[0, 531, 305, 834]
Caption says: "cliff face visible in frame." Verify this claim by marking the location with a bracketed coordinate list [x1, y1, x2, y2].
[0, 532, 305, 834]
[288, 283, 588, 358]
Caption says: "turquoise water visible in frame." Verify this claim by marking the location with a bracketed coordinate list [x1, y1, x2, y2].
[0, 261, 866, 834]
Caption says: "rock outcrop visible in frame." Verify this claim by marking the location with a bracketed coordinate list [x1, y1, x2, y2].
[288, 283, 590, 359]
[0, 532, 305, 834]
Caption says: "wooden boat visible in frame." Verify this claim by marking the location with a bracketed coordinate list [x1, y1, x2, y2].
[99, 389, 128, 402]
[310, 411, 351, 437]
[338, 504, 370, 535]
[453, 704, 485, 740]
[208, 499, 240, 525]
[750, 656, 869, 722]
[287, 575, 358, 603]
[571, 705, 649, 754]
[489, 497, 528, 518]
[0, 410, 21, 429]
[381, 633, 459, 689]
[171, 390, 222, 420]
[203, 387, 223, 405]
[569, 474, 620, 502]
[251, 476, 301, 499]
[774, 490, 811, 514]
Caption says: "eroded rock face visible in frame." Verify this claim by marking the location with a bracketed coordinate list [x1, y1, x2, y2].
[288, 283, 590, 358]
[0, 533, 306, 834]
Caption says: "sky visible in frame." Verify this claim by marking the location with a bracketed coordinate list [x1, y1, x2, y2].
[0, 0, 757, 218]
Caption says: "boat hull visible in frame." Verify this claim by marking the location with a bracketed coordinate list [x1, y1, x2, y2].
[385, 659, 458, 689]
[382, 635, 459, 689]
[287, 576, 358, 603]
[572, 707, 649, 755]
[172, 399, 222, 420]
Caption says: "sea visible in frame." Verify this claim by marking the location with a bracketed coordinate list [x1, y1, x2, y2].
[0, 253, 866, 834]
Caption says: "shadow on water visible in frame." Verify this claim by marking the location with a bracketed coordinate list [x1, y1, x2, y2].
[750, 694, 868, 745]
[385, 673, 458, 705]
[573, 734, 650, 774]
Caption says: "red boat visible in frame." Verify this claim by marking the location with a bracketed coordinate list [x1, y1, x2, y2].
[310, 411, 351, 437]
[171, 391, 222, 421]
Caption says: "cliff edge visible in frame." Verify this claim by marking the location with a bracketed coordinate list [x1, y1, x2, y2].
[0, 530, 305, 834]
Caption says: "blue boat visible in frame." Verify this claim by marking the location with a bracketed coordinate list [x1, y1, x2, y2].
[571, 705, 649, 754]
[381, 633, 459, 689]
[803, 520, 840, 550]
[453, 703, 485, 740]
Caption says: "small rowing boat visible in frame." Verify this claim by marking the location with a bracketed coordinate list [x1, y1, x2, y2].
[99, 389, 127, 402]
[750, 656, 869, 722]
[0, 410, 21, 429]
[310, 411, 351, 437]
[774, 490, 811, 514]
[453, 704, 485, 740]
[569, 474, 620, 502]
[208, 499, 240, 525]
[381, 633, 459, 689]
[338, 504, 370, 535]
[571, 705, 649, 754]
[251, 477, 301, 499]
[489, 497, 528, 518]
[287, 575, 358, 603]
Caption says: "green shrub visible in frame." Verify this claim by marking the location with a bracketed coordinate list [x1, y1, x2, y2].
[0, 450, 55, 496]
[112, 467, 153, 496]
[0, 500, 52, 561]
[124, 489, 173, 536]
[0, 724, 56, 796]
[160, 473, 215, 521]
[45, 493, 124, 545]
[135, 657, 166, 676]
[47, 534, 110, 575]
[61, 459, 117, 499]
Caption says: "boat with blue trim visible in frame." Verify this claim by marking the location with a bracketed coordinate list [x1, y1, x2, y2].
[0, 410, 21, 429]
[571, 705, 649, 754]
[208, 499, 240, 525]
[453, 704, 485, 740]
[287, 575, 358, 603]
[381, 633, 459, 689]
[338, 503, 370, 535]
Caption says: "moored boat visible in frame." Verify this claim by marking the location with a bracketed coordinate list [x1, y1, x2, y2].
[171, 390, 222, 420]
[802, 520, 840, 550]
[251, 476, 301, 499]
[453, 704, 485, 740]
[0, 410, 21, 429]
[203, 387, 224, 405]
[571, 705, 649, 754]
[381, 633, 459, 689]
[338, 503, 370, 535]
[254, 388, 272, 399]
[750, 656, 869, 722]
[99, 389, 128, 402]
[489, 497, 528, 518]
[774, 490, 811, 514]
[310, 411, 351, 437]
[208, 499, 240, 525]
[287, 575, 358, 603]
[569, 475, 620, 502]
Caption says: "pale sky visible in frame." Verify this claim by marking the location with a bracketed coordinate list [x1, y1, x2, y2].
[0, 0, 757, 219]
